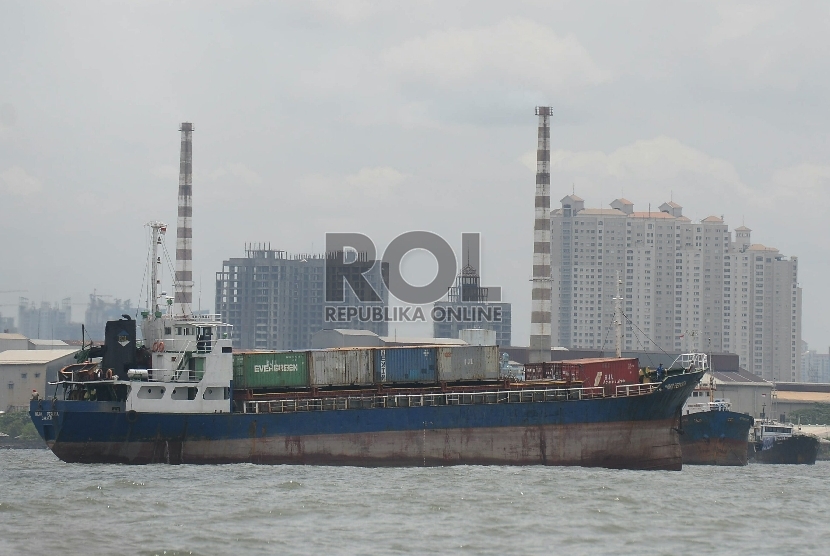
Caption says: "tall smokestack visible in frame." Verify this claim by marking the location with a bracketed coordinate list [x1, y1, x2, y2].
[529, 107, 552, 363]
[174, 122, 193, 316]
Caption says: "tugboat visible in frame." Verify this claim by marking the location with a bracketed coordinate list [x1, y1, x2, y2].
[677, 353, 753, 466]
[748, 419, 819, 465]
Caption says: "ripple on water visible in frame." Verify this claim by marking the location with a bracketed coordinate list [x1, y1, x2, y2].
[3, 451, 830, 555]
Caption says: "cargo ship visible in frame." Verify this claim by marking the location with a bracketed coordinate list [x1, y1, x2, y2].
[28, 122, 703, 469]
[747, 420, 820, 464]
[677, 354, 753, 466]
[29, 313, 701, 468]
[27, 252, 702, 469]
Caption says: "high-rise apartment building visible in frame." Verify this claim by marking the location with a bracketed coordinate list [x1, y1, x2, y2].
[550, 196, 801, 381]
[433, 262, 512, 346]
[215, 246, 388, 350]
[802, 345, 830, 383]
[17, 298, 80, 341]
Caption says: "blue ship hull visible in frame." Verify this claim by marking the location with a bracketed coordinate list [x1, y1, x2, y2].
[30, 371, 703, 469]
[679, 410, 753, 466]
[748, 434, 819, 464]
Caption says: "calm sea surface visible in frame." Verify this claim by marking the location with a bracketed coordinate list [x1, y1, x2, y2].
[1, 449, 828, 555]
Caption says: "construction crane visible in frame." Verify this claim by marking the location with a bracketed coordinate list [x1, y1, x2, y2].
[0, 290, 27, 294]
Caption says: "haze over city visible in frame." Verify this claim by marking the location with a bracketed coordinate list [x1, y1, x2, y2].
[1, 1, 828, 348]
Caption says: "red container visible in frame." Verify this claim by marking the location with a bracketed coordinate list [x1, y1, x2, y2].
[558, 358, 640, 394]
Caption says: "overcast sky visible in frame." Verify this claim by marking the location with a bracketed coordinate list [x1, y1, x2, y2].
[1, 1, 828, 349]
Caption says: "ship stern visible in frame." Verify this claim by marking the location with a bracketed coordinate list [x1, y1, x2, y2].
[29, 398, 57, 449]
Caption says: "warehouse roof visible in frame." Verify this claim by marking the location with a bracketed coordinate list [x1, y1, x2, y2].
[576, 208, 626, 216]
[775, 391, 830, 404]
[325, 329, 380, 337]
[629, 211, 676, 219]
[711, 369, 771, 384]
[0, 333, 27, 341]
[28, 339, 69, 347]
[0, 349, 78, 365]
[381, 337, 467, 346]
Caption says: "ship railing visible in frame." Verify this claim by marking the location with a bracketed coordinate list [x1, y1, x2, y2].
[242, 385, 618, 414]
[615, 383, 660, 397]
[145, 368, 204, 383]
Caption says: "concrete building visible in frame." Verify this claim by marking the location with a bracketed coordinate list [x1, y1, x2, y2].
[0, 349, 78, 412]
[772, 383, 830, 419]
[802, 345, 830, 383]
[0, 333, 28, 353]
[433, 263, 511, 346]
[28, 339, 70, 351]
[707, 368, 774, 419]
[550, 196, 801, 381]
[0, 313, 14, 334]
[17, 298, 82, 342]
[216, 246, 389, 351]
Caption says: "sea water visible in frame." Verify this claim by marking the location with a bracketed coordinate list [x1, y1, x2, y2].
[1, 449, 827, 555]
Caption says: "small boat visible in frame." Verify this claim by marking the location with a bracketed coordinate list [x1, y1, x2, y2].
[747, 420, 819, 465]
[677, 353, 753, 466]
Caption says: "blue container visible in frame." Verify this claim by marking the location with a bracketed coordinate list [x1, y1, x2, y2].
[374, 347, 437, 384]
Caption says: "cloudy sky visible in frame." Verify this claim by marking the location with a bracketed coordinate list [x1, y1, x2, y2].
[1, 1, 828, 348]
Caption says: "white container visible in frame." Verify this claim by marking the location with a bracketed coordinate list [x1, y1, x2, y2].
[309, 348, 373, 387]
[436, 345, 499, 382]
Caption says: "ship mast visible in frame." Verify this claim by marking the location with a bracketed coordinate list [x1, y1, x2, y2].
[147, 221, 167, 315]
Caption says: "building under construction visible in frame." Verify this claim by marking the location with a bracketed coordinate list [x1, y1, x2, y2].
[215, 245, 389, 350]
[432, 262, 511, 346]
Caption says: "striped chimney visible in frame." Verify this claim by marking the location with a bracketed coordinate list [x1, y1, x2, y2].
[529, 107, 552, 363]
[174, 122, 193, 315]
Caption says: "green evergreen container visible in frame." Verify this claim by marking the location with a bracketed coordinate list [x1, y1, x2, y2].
[232, 351, 309, 389]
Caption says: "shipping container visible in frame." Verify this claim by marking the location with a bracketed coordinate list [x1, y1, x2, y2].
[374, 347, 437, 383]
[309, 348, 373, 387]
[559, 358, 640, 394]
[524, 362, 563, 381]
[232, 351, 309, 389]
[436, 345, 500, 382]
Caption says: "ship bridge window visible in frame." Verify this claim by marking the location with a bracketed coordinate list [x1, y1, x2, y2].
[137, 386, 165, 399]
[203, 387, 230, 401]
[171, 387, 198, 400]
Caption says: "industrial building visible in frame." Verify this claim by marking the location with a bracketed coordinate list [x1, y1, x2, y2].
[0, 349, 78, 412]
[216, 245, 389, 350]
[548, 196, 801, 382]
[0, 333, 28, 353]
